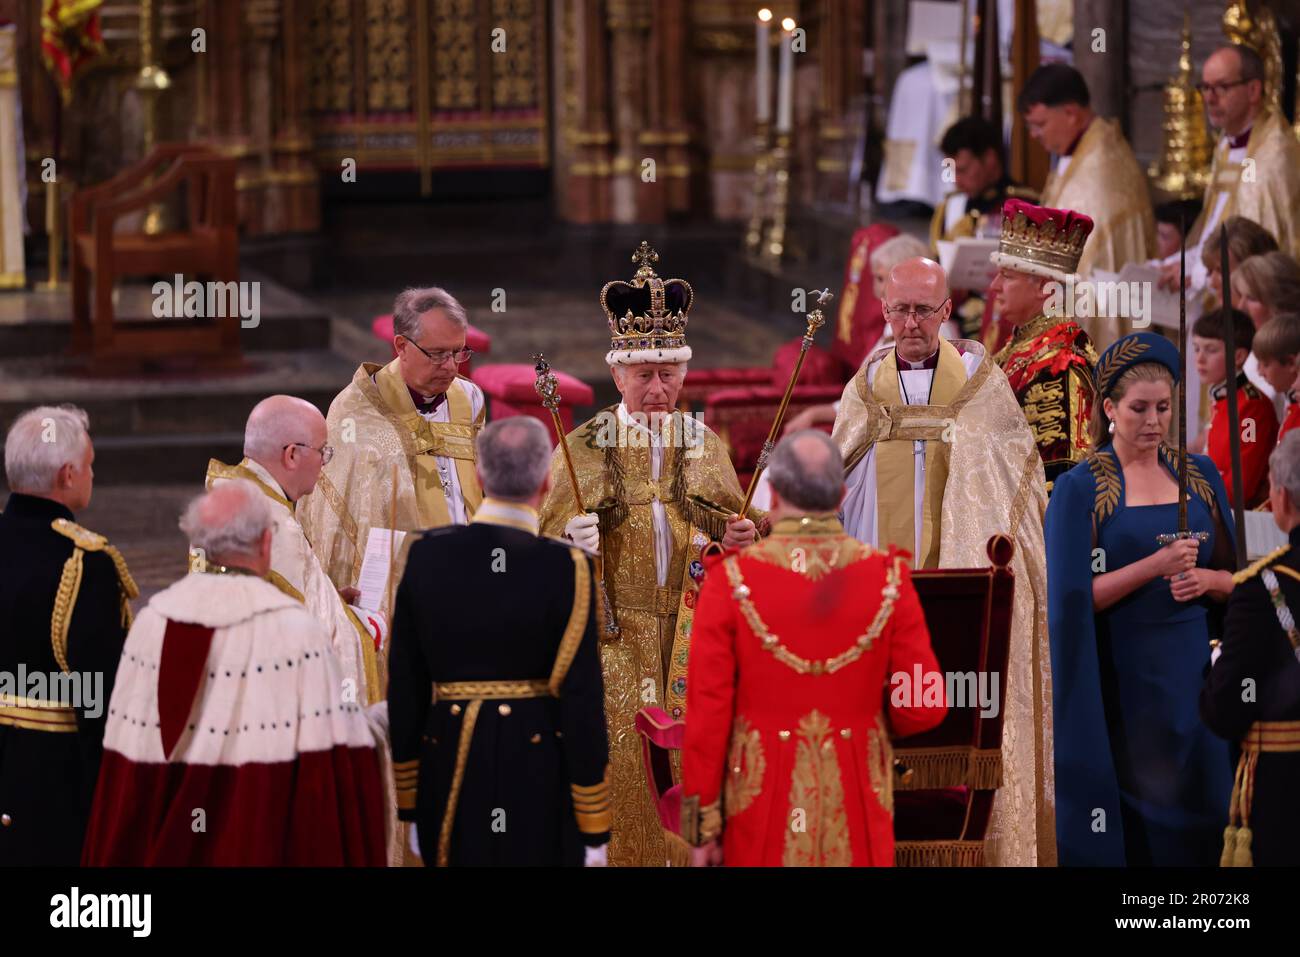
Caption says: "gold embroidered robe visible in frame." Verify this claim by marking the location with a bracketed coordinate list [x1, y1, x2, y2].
[833, 341, 1057, 865]
[1187, 106, 1300, 260]
[1039, 117, 1156, 350]
[539, 408, 747, 867]
[297, 359, 485, 624]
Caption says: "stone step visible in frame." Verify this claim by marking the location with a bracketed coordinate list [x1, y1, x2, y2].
[0, 273, 332, 360]
[0, 350, 354, 445]
[91, 431, 247, 486]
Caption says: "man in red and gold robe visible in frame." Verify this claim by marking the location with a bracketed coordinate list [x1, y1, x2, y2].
[680, 431, 944, 866]
[83, 482, 387, 866]
[989, 199, 1098, 491]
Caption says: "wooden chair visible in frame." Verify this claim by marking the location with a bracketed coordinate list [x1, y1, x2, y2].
[892, 534, 1016, 866]
[69, 143, 241, 370]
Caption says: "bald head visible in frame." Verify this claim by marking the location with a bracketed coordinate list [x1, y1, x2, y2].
[884, 257, 952, 363]
[767, 429, 844, 513]
[180, 479, 274, 575]
[242, 395, 328, 501]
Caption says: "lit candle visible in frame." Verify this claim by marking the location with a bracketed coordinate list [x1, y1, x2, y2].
[756, 9, 772, 125]
[776, 17, 796, 134]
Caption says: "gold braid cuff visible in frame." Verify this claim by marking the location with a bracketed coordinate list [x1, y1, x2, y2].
[571, 773, 612, 835]
[679, 795, 722, 847]
[393, 758, 419, 811]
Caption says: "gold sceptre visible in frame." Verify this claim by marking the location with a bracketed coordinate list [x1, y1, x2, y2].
[739, 288, 832, 516]
[534, 354, 620, 639]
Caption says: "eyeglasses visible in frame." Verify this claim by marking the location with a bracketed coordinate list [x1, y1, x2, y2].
[406, 339, 473, 367]
[1194, 78, 1251, 98]
[885, 299, 950, 321]
[284, 442, 334, 465]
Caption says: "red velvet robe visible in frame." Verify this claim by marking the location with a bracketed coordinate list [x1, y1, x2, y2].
[82, 572, 387, 866]
[680, 517, 944, 866]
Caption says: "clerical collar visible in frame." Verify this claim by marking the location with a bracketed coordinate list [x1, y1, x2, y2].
[897, 348, 939, 371]
[1226, 126, 1252, 150]
[1063, 118, 1092, 157]
[471, 497, 539, 536]
[407, 386, 446, 414]
[1209, 370, 1250, 400]
[770, 513, 844, 538]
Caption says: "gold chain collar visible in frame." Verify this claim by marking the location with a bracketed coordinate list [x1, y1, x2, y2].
[722, 554, 903, 675]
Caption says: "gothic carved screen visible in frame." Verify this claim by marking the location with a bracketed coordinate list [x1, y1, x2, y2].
[308, 0, 549, 193]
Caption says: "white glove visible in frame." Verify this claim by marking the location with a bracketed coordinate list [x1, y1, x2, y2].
[584, 844, 608, 867]
[564, 512, 601, 555]
[409, 822, 422, 860]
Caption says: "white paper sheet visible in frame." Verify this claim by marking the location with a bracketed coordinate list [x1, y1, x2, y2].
[357, 527, 407, 613]
[937, 237, 999, 291]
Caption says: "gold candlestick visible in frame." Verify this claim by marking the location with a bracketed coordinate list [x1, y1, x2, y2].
[763, 132, 791, 263]
[135, 0, 172, 235]
[744, 122, 772, 257]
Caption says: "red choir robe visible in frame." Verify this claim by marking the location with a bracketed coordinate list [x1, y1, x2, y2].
[82, 570, 387, 866]
[1206, 372, 1279, 509]
[679, 515, 945, 866]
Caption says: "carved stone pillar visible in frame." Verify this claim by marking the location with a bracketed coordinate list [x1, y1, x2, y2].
[640, 0, 692, 219]
[606, 0, 650, 223]
[563, 0, 613, 224]
[814, 0, 866, 205]
[274, 0, 319, 233]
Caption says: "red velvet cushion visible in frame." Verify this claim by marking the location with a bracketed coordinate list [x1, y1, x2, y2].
[771, 339, 851, 388]
[474, 362, 594, 406]
[1002, 197, 1094, 240]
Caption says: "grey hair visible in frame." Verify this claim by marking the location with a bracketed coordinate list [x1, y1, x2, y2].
[3, 404, 91, 494]
[870, 234, 931, 274]
[766, 429, 845, 512]
[1270, 431, 1300, 508]
[392, 286, 468, 340]
[475, 417, 552, 500]
[179, 480, 273, 562]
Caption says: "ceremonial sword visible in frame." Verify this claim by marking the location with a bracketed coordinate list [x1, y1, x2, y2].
[1158, 218, 1209, 551]
[1220, 224, 1249, 569]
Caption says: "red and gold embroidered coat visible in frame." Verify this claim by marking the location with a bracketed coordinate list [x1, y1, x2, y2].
[993, 314, 1097, 489]
[679, 516, 944, 866]
[1207, 372, 1280, 509]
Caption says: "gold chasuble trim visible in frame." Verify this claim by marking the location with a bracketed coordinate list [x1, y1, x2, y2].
[870, 340, 970, 568]
[205, 459, 293, 513]
[366, 360, 484, 527]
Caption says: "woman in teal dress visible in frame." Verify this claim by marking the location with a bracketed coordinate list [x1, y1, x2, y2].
[1046, 332, 1235, 866]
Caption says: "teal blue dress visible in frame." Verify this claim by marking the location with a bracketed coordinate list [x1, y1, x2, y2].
[1046, 444, 1234, 866]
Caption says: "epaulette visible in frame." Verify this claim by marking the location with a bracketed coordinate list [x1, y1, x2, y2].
[51, 517, 107, 552]
[1233, 543, 1291, 585]
[1243, 379, 1265, 400]
[49, 518, 139, 673]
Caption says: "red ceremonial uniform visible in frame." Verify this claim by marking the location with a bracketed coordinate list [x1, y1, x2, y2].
[679, 515, 944, 866]
[1206, 372, 1279, 508]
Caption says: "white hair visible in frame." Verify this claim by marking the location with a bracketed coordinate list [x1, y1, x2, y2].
[242, 395, 323, 464]
[1270, 431, 1300, 508]
[392, 286, 468, 340]
[179, 480, 273, 562]
[870, 234, 931, 274]
[476, 417, 552, 499]
[3, 405, 91, 494]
